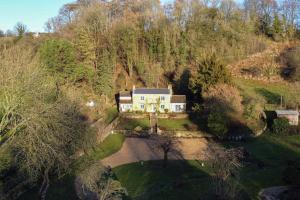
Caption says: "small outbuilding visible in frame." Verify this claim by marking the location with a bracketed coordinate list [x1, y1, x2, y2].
[275, 110, 299, 126]
[119, 91, 132, 112]
[171, 95, 186, 113]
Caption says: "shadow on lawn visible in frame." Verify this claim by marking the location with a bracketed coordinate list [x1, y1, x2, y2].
[223, 134, 300, 199]
[113, 133, 300, 200]
[255, 88, 281, 104]
[114, 160, 214, 200]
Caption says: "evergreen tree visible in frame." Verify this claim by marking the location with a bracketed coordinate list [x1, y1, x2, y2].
[189, 54, 231, 97]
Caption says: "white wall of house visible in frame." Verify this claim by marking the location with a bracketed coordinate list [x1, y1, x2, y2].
[132, 94, 171, 112]
[120, 104, 132, 112]
[171, 103, 186, 113]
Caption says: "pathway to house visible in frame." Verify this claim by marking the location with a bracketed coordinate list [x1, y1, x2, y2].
[102, 137, 210, 167]
[149, 113, 158, 133]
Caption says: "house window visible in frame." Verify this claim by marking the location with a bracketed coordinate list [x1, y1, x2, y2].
[160, 96, 165, 101]
[161, 105, 165, 109]
[141, 104, 144, 109]
[175, 105, 181, 111]
[141, 96, 144, 100]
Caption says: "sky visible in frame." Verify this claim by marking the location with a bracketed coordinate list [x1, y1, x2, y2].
[0, 0, 242, 33]
[0, 0, 73, 32]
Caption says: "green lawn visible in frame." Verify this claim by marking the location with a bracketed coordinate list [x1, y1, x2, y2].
[104, 107, 119, 124]
[227, 134, 300, 199]
[116, 118, 150, 130]
[72, 133, 125, 173]
[158, 118, 198, 131]
[114, 160, 214, 200]
[234, 78, 300, 109]
[19, 133, 125, 200]
[113, 134, 300, 200]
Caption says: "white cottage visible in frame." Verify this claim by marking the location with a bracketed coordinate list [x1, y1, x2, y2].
[119, 85, 186, 113]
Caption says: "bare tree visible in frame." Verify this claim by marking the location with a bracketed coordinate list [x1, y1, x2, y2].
[14, 22, 27, 37]
[220, 0, 237, 21]
[78, 162, 127, 200]
[0, 42, 92, 199]
[149, 134, 182, 168]
[206, 145, 244, 199]
[0, 29, 4, 37]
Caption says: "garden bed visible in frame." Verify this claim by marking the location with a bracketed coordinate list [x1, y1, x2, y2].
[116, 118, 150, 130]
[158, 118, 198, 131]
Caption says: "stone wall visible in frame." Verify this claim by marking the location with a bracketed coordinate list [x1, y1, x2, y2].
[96, 116, 120, 142]
[114, 129, 212, 138]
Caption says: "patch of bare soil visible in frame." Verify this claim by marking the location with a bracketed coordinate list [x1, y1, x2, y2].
[101, 137, 209, 167]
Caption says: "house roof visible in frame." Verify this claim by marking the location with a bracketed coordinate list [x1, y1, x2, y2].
[134, 88, 170, 95]
[119, 99, 132, 104]
[171, 95, 186, 103]
[275, 110, 299, 116]
[119, 91, 131, 97]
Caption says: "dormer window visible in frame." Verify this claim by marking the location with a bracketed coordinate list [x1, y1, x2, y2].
[141, 96, 144, 100]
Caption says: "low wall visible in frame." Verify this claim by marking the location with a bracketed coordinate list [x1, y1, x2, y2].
[114, 129, 212, 138]
[157, 113, 188, 119]
[120, 113, 149, 119]
[120, 113, 189, 119]
[97, 116, 120, 142]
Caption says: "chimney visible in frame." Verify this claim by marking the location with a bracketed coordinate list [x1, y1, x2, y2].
[168, 84, 173, 95]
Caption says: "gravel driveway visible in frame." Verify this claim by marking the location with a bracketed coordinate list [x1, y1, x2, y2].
[102, 137, 209, 167]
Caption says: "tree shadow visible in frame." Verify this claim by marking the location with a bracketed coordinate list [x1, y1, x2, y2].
[255, 88, 281, 104]
[278, 46, 300, 82]
[264, 111, 277, 129]
[173, 69, 193, 101]
[228, 121, 255, 137]
[114, 160, 214, 200]
[222, 134, 300, 199]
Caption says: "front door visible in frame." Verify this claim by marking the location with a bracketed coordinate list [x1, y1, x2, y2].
[147, 104, 156, 113]
[152, 104, 156, 112]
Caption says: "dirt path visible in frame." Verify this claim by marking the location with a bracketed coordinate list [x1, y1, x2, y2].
[102, 137, 209, 167]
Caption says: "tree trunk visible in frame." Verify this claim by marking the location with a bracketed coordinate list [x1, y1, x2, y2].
[38, 168, 50, 200]
[163, 151, 168, 168]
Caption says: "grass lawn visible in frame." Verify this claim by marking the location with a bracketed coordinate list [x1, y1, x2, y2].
[104, 107, 119, 124]
[116, 118, 150, 130]
[226, 134, 300, 199]
[158, 118, 198, 131]
[113, 134, 300, 200]
[72, 133, 125, 173]
[113, 160, 214, 200]
[19, 133, 125, 200]
[234, 78, 300, 109]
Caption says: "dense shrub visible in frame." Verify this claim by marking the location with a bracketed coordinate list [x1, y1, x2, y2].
[282, 46, 300, 82]
[39, 39, 76, 74]
[203, 83, 244, 118]
[244, 98, 264, 121]
[202, 84, 244, 138]
[207, 112, 228, 138]
[39, 39, 93, 83]
[272, 118, 290, 135]
[189, 54, 232, 97]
